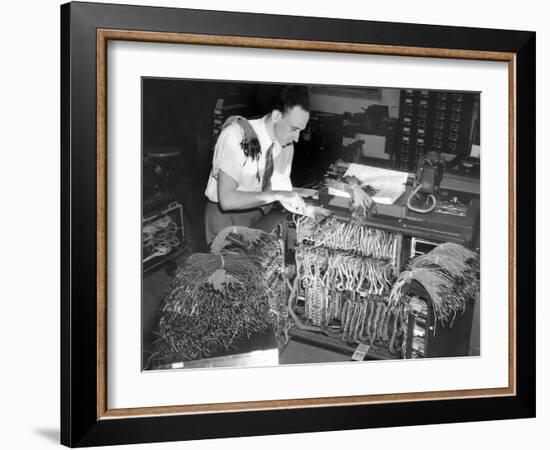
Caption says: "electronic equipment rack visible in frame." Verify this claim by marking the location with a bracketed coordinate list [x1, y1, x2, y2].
[285, 211, 478, 361]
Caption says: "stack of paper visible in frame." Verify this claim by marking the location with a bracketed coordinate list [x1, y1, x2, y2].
[327, 163, 408, 205]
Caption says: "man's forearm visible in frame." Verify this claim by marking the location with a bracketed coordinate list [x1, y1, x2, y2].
[218, 189, 278, 211]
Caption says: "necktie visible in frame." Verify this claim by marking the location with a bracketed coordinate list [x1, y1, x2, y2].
[262, 142, 274, 191]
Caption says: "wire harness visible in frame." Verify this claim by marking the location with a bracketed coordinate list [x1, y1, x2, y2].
[149, 226, 288, 368]
[292, 215, 406, 354]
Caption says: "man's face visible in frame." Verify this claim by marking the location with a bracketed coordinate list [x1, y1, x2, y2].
[273, 106, 310, 147]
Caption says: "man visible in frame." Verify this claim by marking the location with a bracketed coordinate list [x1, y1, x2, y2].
[204, 86, 309, 244]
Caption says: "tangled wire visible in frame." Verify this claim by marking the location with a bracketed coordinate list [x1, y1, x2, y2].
[287, 274, 407, 355]
[388, 242, 480, 328]
[291, 215, 405, 355]
[142, 215, 181, 263]
[294, 215, 397, 264]
[326, 175, 378, 224]
[148, 226, 288, 368]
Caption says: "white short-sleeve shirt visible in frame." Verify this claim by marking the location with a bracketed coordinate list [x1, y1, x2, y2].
[204, 116, 294, 203]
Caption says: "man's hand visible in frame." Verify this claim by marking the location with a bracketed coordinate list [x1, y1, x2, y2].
[217, 170, 308, 214]
[303, 205, 332, 219]
[276, 191, 306, 214]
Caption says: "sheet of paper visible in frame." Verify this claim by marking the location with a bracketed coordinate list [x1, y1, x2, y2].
[327, 163, 408, 205]
[356, 133, 388, 160]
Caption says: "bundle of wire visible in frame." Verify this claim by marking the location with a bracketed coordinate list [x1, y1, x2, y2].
[287, 275, 406, 355]
[210, 226, 290, 344]
[142, 215, 180, 263]
[294, 216, 397, 264]
[149, 226, 287, 367]
[388, 242, 480, 327]
[210, 225, 280, 257]
[326, 175, 378, 223]
[291, 216, 404, 353]
[295, 246, 395, 296]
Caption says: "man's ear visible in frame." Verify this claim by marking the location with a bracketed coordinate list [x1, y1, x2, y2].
[271, 110, 282, 123]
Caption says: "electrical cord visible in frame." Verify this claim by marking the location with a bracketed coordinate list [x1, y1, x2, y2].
[406, 183, 437, 214]
[406, 159, 437, 214]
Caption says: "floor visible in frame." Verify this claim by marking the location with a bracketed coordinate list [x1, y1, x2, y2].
[142, 261, 176, 365]
[280, 340, 350, 364]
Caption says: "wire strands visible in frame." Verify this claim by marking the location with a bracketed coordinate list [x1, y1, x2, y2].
[222, 116, 262, 161]
[388, 242, 479, 327]
[291, 216, 405, 354]
[294, 216, 398, 262]
[142, 215, 181, 263]
[153, 286, 272, 364]
[210, 226, 290, 344]
[210, 226, 278, 256]
[296, 246, 395, 295]
[149, 227, 288, 368]
[325, 175, 378, 223]
[294, 289, 406, 354]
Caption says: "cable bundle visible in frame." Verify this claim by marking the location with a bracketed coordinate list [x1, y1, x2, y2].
[292, 216, 478, 358]
[296, 246, 395, 296]
[291, 215, 404, 354]
[287, 274, 406, 356]
[210, 225, 280, 259]
[211, 226, 289, 340]
[222, 116, 261, 161]
[142, 215, 181, 263]
[149, 227, 287, 368]
[326, 175, 378, 223]
[339, 294, 405, 353]
[294, 216, 398, 264]
[388, 242, 479, 327]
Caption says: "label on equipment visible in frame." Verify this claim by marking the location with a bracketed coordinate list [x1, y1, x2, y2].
[352, 344, 371, 361]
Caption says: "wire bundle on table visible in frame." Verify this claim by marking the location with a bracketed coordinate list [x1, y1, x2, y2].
[149, 226, 287, 368]
[211, 225, 290, 344]
[325, 175, 378, 223]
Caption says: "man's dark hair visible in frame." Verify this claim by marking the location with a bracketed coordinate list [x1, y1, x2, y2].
[271, 85, 310, 114]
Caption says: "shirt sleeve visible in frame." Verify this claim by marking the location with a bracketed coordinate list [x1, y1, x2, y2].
[212, 123, 247, 184]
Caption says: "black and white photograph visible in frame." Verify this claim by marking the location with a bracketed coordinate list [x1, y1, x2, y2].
[0, 0, 544, 447]
[141, 79, 481, 371]
[54, 0, 539, 446]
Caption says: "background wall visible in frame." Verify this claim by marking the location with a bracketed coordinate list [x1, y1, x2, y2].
[311, 88, 401, 117]
[0, 0, 545, 449]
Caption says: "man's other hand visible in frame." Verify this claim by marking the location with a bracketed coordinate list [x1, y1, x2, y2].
[277, 191, 306, 214]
